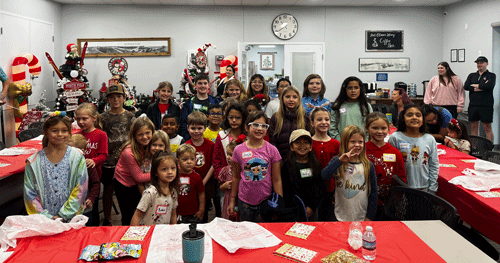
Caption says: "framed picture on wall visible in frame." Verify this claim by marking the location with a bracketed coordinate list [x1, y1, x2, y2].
[359, 58, 410, 72]
[451, 49, 458, 62]
[77, 37, 171, 57]
[260, 53, 274, 70]
[458, 49, 465, 62]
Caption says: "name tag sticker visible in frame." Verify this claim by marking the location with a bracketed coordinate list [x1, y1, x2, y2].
[399, 142, 411, 150]
[383, 153, 396, 162]
[156, 205, 167, 214]
[340, 107, 347, 114]
[180, 177, 190, 184]
[242, 151, 253, 158]
[193, 104, 202, 110]
[300, 168, 313, 178]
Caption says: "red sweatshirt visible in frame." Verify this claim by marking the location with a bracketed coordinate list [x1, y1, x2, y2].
[312, 138, 340, 192]
[365, 141, 407, 204]
[78, 129, 108, 178]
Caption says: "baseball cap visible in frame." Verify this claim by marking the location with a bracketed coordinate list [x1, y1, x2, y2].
[474, 56, 488, 63]
[289, 129, 312, 144]
[106, 84, 125, 96]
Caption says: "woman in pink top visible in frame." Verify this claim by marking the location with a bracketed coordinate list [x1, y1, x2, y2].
[424, 61, 464, 118]
[114, 117, 154, 225]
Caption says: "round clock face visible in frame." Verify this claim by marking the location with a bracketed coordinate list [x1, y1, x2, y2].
[272, 14, 298, 40]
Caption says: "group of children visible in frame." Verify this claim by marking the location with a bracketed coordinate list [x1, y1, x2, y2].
[23, 70, 472, 226]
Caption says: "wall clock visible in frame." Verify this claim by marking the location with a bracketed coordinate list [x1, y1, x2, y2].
[272, 14, 298, 40]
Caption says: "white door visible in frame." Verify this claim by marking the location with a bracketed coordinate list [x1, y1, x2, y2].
[284, 44, 324, 88]
[0, 12, 54, 147]
[0, 12, 31, 147]
[29, 20, 55, 109]
[237, 42, 248, 87]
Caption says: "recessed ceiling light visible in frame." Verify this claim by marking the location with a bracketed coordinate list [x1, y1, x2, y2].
[259, 45, 277, 48]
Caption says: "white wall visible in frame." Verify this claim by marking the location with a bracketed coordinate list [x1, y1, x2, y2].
[61, 5, 444, 102]
[247, 45, 284, 79]
[0, 0, 63, 64]
[443, 0, 500, 142]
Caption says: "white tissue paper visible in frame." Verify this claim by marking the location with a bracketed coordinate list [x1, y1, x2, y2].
[449, 160, 500, 191]
[0, 214, 87, 252]
[204, 217, 281, 253]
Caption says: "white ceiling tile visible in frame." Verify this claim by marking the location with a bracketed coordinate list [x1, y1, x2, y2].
[102, 0, 134, 4]
[52, 0, 463, 6]
[241, 0, 270, 5]
[185, 0, 215, 4]
[348, 0, 383, 6]
[131, 0, 162, 4]
[319, 0, 353, 5]
[295, 0, 326, 6]
[55, 0, 80, 3]
[214, 0, 241, 5]
[268, 0, 299, 5]
[158, 0, 190, 4]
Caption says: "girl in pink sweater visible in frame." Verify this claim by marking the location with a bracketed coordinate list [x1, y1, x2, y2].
[114, 117, 155, 225]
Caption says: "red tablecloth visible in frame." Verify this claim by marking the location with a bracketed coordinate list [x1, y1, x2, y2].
[4, 221, 445, 263]
[0, 139, 43, 180]
[437, 144, 500, 244]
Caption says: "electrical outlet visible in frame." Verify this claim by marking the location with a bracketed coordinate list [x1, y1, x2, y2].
[465, 23, 468, 29]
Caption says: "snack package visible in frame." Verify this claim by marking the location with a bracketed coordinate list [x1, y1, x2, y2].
[100, 242, 142, 260]
[79, 242, 142, 261]
[79, 245, 100, 261]
[321, 249, 364, 263]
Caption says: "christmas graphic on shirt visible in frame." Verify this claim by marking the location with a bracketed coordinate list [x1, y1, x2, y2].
[337, 164, 367, 199]
[195, 151, 205, 168]
[243, 157, 269, 182]
[179, 176, 191, 196]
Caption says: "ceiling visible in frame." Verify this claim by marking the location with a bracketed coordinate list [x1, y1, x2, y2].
[51, 0, 463, 7]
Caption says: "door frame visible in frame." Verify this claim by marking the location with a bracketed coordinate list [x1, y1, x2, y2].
[238, 42, 325, 87]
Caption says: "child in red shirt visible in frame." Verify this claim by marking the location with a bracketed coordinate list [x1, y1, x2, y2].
[365, 112, 406, 215]
[75, 103, 108, 226]
[185, 111, 216, 222]
[310, 107, 340, 221]
[176, 144, 205, 223]
[146, 81, 181, 130]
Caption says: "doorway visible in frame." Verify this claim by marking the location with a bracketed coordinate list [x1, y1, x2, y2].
[238, 42, 325, 92]
[491, 23, 500, 144]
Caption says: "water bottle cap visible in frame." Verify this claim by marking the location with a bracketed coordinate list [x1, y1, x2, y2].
[366, 226, 373, 231]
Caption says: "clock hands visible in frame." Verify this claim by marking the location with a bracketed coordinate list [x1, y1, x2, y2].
[277, 22, 288, 32]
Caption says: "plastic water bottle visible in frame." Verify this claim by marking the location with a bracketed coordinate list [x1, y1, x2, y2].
[348, 221, 363, 250]
[362, 226, 376, 261]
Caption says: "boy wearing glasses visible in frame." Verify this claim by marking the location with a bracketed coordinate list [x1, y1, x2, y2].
[185, 111, 217, 222]
[204, 104, 223, 143]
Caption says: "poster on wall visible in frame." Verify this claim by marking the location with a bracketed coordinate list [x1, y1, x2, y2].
[365, 30, 403, 52]
[260, 53, 274, 70]
[359, 58, 410, 72]
[77, 37, 171, 57]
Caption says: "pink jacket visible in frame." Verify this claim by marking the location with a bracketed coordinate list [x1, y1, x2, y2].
[114, 146, 150, 187]
[424, 75, 464, 110]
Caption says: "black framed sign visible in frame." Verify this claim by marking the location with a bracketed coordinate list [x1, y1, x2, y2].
[365, 30, 404, 52]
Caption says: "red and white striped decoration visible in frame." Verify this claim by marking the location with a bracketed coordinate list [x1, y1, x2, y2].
[11, 53, 41, 134]
[12, 54, 41, 85]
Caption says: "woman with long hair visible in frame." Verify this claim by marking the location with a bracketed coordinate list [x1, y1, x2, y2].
[424, 61, 464, 118]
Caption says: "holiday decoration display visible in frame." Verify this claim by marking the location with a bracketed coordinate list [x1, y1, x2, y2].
[18, 90, 51, 132]
[180, 43, 214, 97]
[47, 42, 92, 114]
[219, 55, 238, 79]
[8, 53, 41, 134]
[108, 56, 136, 107]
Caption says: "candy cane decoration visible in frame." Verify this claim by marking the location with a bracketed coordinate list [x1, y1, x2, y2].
[219, 55, 238, 79]
[11, 53, 41, 134]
